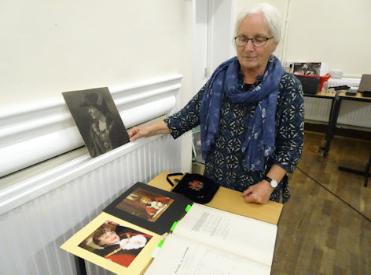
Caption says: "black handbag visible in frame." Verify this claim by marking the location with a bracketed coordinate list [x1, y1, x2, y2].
[166, 173, 219, 204]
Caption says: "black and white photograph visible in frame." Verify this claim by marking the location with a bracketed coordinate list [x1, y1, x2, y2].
[292, 62, 321, 76]
[63, 87, 130, 157]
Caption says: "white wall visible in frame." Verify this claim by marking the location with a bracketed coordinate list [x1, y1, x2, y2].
[0, 0, 194, 173]
[284, 0, 371, 77]
[192, 0, 209, 92]
[0, 0, 191, 109]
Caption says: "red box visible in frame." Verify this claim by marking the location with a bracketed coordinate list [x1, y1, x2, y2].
[295, 73, 331, 92]
[319, 73, 331, 91]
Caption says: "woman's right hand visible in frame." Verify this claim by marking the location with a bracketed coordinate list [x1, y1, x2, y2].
[128, 126, 150, 142]
[128, 121, 170, 142]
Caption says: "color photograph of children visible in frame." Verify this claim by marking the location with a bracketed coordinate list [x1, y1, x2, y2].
[79, 221, 152, 267]
[115, 188, 174, 222]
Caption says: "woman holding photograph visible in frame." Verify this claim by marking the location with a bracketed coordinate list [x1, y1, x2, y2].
[129, 3, 304, 204]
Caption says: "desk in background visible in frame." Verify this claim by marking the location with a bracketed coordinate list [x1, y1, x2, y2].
[323, 91, 371, 157]
[304, 90, 371, 157]
[305, 91, 371, 186]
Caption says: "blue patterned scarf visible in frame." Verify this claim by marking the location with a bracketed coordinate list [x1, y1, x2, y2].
[200, 55, 284, 171]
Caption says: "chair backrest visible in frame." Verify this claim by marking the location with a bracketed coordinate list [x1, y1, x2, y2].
[358, 74, 371, 93]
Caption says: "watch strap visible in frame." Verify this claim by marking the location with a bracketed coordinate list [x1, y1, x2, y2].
[264, 176, 273, 183]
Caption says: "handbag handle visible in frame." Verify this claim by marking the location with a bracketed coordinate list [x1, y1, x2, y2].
[166, 173, 184, 187]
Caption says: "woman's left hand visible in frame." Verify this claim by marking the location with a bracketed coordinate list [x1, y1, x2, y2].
[242, 181, 273, 204]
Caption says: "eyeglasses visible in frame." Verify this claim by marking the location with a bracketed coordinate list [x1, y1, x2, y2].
[234, 35, 273, 47]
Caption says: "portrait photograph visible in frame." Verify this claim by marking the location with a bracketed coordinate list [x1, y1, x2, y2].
[79, 220, 152, 268]
[292, 62, 321, 76]
[62, 87, 130, 157]
[61, 212, 162, 274]
[115, 188, 174, 223]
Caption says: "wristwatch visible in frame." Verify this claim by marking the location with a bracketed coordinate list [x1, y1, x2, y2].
[264, 176, 278, 189]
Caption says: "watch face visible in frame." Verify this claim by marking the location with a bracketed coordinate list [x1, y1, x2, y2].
[264, 176, 278, 188]
[271, 180, 278, 188]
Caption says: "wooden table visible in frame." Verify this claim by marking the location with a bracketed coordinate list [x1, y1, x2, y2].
[322, 91, 371, 156]
[305, 91, 371, 186]
[75, 171, 283, 275]
[148, 171, 283, 225]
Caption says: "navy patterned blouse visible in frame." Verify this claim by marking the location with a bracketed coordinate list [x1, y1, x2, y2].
[164, 72, 304, 202]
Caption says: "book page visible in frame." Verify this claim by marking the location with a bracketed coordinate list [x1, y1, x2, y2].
[174, 204, 277, 266]
[145, 234, 270, 275]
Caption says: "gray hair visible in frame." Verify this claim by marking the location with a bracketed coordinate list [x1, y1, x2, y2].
[235, 3, 282, 43]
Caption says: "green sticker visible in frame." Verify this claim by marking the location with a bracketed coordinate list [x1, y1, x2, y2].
[185, 204, 192, 212]
[157, 239, 165, 248]
[170, 221, 178, 232]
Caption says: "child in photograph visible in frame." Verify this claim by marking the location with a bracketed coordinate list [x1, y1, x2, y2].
[139, 196, 171, 218]
[83, 221, 152, 267]
[121, 190, 174, 221]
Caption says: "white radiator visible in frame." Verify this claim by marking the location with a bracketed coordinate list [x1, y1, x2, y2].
[0, 136, 182, 275]
[304, 97, 371, 129]
[0, 75, 185, 275]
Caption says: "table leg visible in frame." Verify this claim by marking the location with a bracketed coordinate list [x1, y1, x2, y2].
[75, 256, 87, 275]
[320, 94, 342, 157]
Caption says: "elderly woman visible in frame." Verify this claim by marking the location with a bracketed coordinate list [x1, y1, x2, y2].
[129, 3, 304, 204]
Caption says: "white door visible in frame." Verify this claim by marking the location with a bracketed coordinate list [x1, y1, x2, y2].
[192, 0, 234, 92]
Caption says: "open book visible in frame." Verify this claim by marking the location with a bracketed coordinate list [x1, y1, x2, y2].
[61, 183, 192, 275]
[145, 203, 277, 275]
